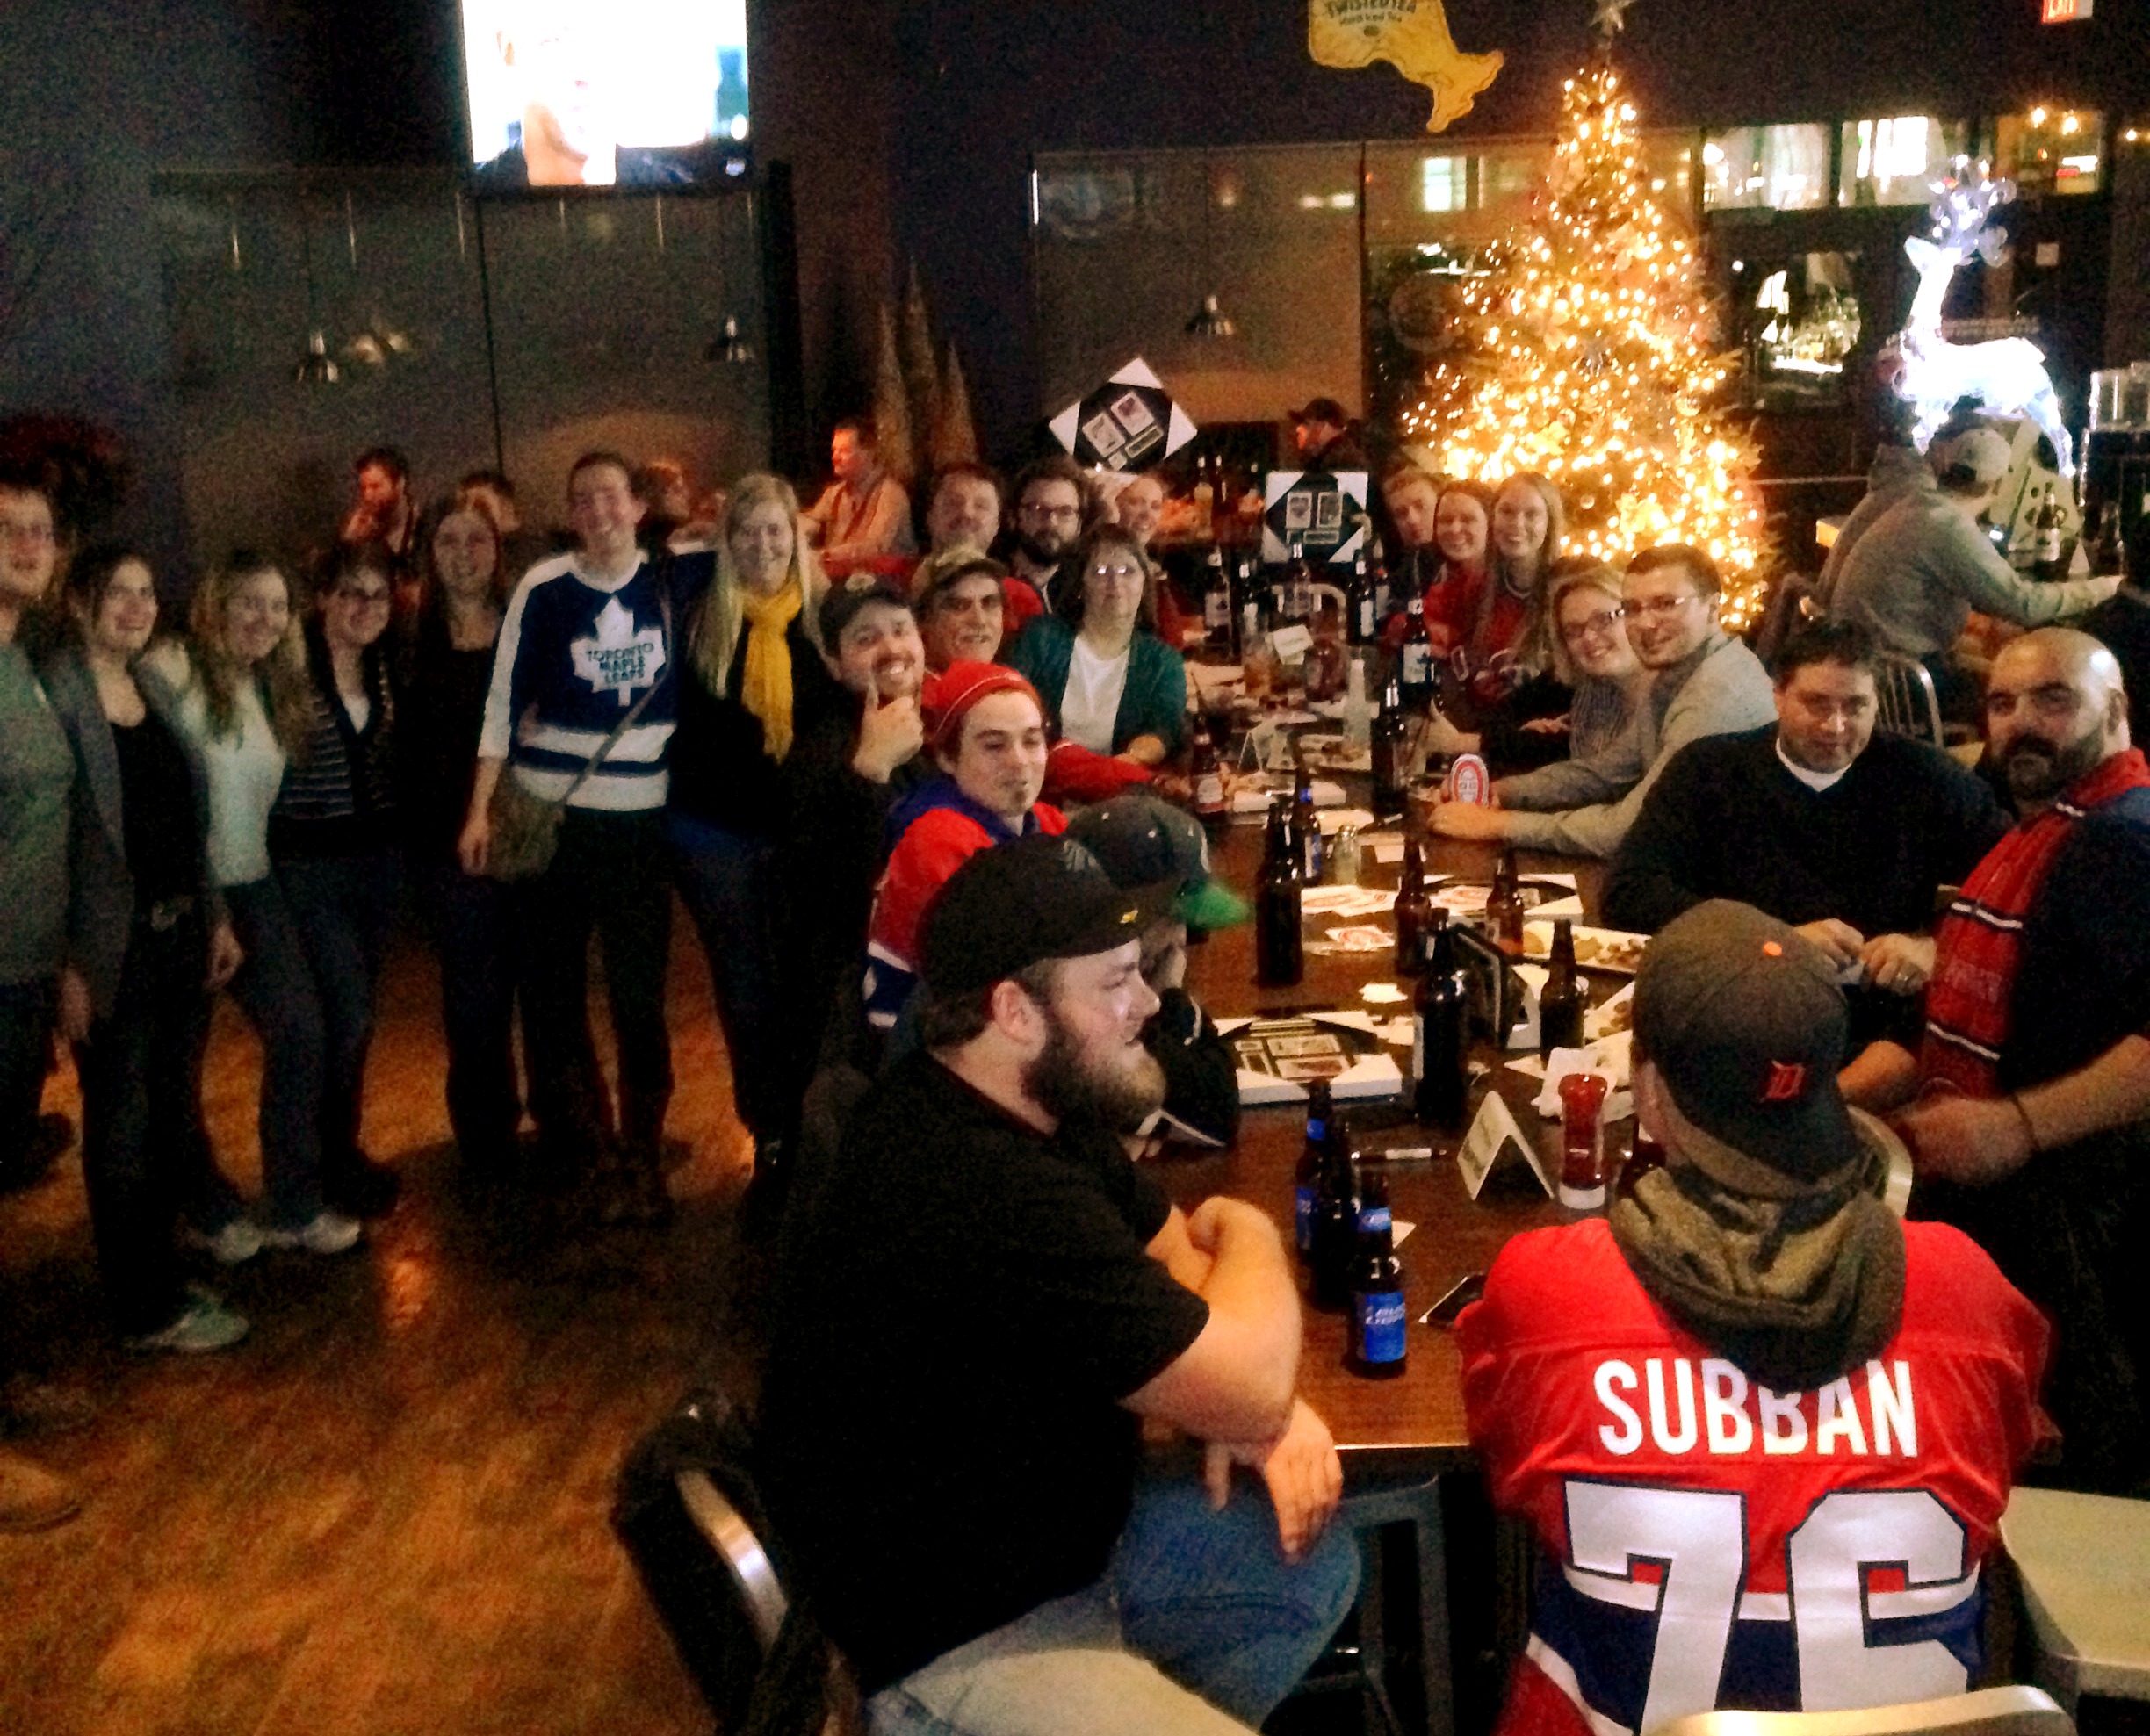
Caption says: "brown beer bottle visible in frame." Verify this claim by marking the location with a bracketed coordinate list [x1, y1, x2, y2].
[1394, 832, 1432, 976]
[1538, 917, 1585, 1056]
[1487, 848, 1526, 957]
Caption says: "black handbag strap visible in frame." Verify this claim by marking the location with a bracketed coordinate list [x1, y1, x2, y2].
[550, 576, 675, 810]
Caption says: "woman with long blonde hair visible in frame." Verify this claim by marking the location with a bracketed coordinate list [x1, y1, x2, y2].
[668, 472, 842, 1192]
[144, 552, 361, 1257]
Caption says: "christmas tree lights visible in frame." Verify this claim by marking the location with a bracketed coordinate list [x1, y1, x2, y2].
[1399, 25, 1774, 629]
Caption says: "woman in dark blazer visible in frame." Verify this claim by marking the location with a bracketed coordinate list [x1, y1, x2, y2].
[45, 547, 249, 1353]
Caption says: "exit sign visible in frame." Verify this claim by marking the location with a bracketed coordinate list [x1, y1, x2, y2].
[2042, 0, 2091, 20]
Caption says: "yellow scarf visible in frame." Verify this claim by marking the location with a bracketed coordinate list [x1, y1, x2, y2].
[739, 580, 803, 760]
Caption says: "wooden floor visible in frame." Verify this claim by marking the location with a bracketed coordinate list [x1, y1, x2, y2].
[0, 907, 767, 1736]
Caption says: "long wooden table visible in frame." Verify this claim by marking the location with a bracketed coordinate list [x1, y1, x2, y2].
[1168, 818, 1612, 1736]
[1171, 824, 1609, 1461]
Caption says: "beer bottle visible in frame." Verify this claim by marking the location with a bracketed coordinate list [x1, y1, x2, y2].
[1292, 763, 1325, 882]
[1190, 713, 1228, 827]
[1400, 594, 1432, 710]
[1394, 832, 1432, 976]
[1256, 797, 1304, 987]
[1293, 1079, 1334, 1260]
[1371, 673, 1409, 816]
[1309, 1134, 1360, 1312]
[2032, 484, 2068, 583]
[1349, 554, 1377, 645]
[1281, 538, 1309, 620]
[1347, 1166, 1408, 1379]
[1202, 546, 1232, 645]
[1413, 911, 1469, 1130]
[1539, 917, 1584, 1056]
[1486, 848, 1526, 957]
[1370, 537, 1393, 626]
[1193, 457, 1216, 542]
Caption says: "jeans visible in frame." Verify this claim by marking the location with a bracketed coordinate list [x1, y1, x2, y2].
[516, 807, 673, 1165]
[278, 849, 400, 1192]
[0, 976, 54, 1172]
[73, 916, 227, 1335]
[414, 859, 522, 1168]
[223, 876, 327, 1228]
[669, 812, 791, 1144]
[868, 1478, 1360, 1736]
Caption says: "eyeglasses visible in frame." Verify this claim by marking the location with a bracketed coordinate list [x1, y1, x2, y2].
[1019, 502, 1081, 524]
[0, 523, 56, 547]
[1624, 592, 1702, 621]
[336, 587, 393, 609]
[1561, 609, 1625, 642]
[1089, 563, 1145, 584]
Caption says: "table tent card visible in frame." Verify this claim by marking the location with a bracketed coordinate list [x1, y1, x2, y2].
[1048, 357, 1198, 472]
[1456, 1089, 1556, 1200]
[1216, 1011, 1405, 1105]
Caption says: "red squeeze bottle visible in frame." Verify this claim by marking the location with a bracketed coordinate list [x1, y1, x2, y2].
[1558, 1071, 1610, 1211]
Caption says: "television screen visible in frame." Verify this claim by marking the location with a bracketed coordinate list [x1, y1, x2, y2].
[462, 0, 749, 189]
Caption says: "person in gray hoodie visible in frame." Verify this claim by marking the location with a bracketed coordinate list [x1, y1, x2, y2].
[1429, 544, 1776, 859]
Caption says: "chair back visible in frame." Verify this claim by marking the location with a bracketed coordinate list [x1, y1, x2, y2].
[615, 1387, 797, 1728]
[1875, 652, 1945, 746]
[1656, 1684, 2074, 1736]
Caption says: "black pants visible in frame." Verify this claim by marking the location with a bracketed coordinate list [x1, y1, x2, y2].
[415, 858, 522, 1168]
[0, 976, 54, 1174]
[73, 918, 219, 1336]
[515, 808, 673, 1166]
[278, 850, 401, 1192]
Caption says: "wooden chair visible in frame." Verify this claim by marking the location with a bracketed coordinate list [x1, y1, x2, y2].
[1875, 653, 1946, 748]
[1656, 1684, 2074, 1736]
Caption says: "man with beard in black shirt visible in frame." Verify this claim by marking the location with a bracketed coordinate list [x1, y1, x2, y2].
[764, 836, 1358, 1735]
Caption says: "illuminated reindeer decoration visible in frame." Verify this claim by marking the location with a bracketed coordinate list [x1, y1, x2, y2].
[1884, 173, 2074, 477]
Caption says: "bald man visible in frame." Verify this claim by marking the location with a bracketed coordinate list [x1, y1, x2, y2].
[1843, 628, 2150, 1492]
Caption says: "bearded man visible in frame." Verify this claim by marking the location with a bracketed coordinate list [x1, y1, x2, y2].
[763, 835, 1358, 1736]
[1843, 627, 2150, 1494]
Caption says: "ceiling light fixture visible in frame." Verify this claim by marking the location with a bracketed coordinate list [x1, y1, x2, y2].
[1184, 155, 1238, 341]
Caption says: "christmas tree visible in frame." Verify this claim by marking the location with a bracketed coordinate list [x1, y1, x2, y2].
[1398, 8, 1772, 627]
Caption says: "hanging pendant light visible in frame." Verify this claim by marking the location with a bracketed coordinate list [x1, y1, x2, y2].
[1185, 292, 1237, 339]
[292, 190, 339, 388]
[705, 314, 754, 364]
[1184, 155, 1238, 341]
[295, 329, 340, 386]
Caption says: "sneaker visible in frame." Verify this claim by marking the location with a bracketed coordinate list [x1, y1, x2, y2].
[259, 1210, 363, 1256]
[180, 1217, 265, 1266]
[125, 1292, 250, 1355]
[0, 1448, 81, 1532]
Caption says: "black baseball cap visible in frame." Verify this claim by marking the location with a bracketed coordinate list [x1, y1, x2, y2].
[1633, 901, 1861, 1181]
[920, 834, 1173, 998]
[819, 572, 913, 644]
[1288, 396, 1349, 426]
[1064, 794, 1250, 931]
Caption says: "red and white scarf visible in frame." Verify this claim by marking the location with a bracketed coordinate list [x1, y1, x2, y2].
[1921, 748, 2150, 1098]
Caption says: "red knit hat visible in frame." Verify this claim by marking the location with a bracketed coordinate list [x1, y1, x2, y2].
[922, 660, 1043, 757]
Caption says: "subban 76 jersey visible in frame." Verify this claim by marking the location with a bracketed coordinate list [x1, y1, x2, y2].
[1459, 1219, 2052, 1736]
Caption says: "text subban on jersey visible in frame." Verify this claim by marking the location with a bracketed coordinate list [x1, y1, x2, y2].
[1590, 1358, 1918, 1459]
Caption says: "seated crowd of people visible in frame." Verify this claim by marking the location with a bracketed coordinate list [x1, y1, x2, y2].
[0, 400, 2141, 1736]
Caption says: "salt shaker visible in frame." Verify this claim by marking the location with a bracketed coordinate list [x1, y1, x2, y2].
[1330, 825, 1362, 886]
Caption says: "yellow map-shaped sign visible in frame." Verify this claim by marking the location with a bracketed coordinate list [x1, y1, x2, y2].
[1308, 0, 1503, 133]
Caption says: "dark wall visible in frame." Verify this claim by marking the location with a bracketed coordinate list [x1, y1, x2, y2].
[0, 0, 310, 567]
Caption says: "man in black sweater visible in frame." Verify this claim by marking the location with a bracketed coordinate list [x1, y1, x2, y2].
[1605, 617, 2010, 1044]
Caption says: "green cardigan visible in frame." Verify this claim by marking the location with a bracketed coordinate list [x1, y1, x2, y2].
[1007, 617, 1187, 757]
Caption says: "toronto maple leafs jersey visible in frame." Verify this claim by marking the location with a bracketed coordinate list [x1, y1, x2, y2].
[1458, 1218, 2051, 1736]
[480, 552, 700, 810]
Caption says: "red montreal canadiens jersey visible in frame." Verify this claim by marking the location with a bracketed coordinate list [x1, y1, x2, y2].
[1458, 1219, 2051, 1736]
